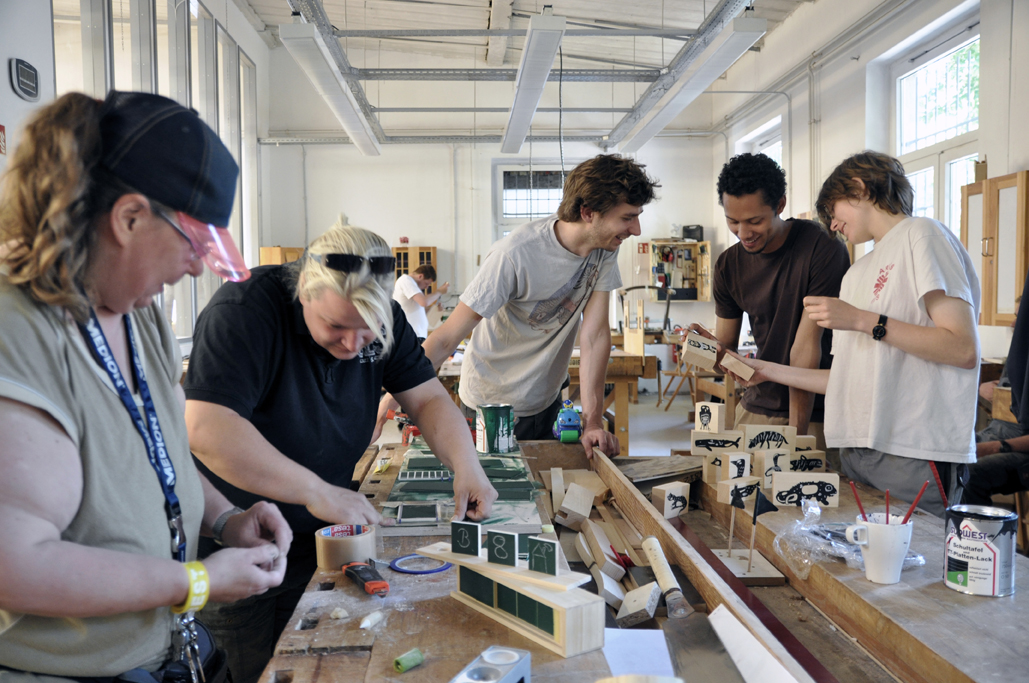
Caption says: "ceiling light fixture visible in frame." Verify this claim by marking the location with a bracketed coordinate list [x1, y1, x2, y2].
[279, 22, 381, 156]
[500, 11, 566, 154]
[619, 17, 766, 153]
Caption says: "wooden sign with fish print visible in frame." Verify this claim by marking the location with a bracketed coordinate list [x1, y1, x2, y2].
[772, 472, 840, 507]
[744, 425, 797, 452]
[691, 430, 745, 456]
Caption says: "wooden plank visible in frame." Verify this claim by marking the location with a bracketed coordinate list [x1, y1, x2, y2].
[588, 446, 823, 683]
[351, 445, 379, 491]
[700, 479, 1029, 683]
[615, 455, 704, 483]
[994, 386, 1016, 423]
[551, 467, 566, 514]
[541, 469, 609, 506]
[555, 482, 593, 531]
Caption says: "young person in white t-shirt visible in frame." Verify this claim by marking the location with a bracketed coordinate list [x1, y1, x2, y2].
[393, 264, 449, 340]
[726, 151, 980, 517]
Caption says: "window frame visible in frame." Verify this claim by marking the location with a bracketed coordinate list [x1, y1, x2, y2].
[492, 160, 584, 243]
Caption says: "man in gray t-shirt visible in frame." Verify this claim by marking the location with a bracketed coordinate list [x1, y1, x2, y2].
[378, 155, 659, 458]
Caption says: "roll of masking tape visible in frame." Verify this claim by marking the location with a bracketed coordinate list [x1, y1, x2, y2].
[315, 524, 377, 570]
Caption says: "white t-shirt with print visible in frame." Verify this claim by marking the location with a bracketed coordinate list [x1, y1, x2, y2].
[393, 274, 429, 338]
[459, 215, 622, 416]
[825, 216, 980, 463]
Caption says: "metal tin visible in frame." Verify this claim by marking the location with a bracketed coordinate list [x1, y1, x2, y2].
[944, 504, 1017, 597]
[475, 404, 515, 454]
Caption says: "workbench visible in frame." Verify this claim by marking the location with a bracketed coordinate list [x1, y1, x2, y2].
[438, 350, 647, 454]
[258, 443, 901, 683]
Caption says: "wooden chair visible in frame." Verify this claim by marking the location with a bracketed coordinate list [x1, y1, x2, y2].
[657, 342, 693, 411]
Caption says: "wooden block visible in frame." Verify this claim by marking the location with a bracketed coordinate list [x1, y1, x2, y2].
[682, 331, 718, 370]
[487, 530, 518, 566]
[695, 402, 726, 433]
[559, 529, 582, 563]
[528, 536, 559, 575]
[580, 519, 626, 582]
[716, 476, 761, 506]
[555, 482, 593, 531]
[551, 467, 566, 513]
[772, 471, 840, 507]
[743, 424, 798, 452]
[574, 532, 594, 567]
[718, 452, 751, 481]
[752, 449, 794, 489]
[794, 435, 818, 452]
[615, 581, 661, 628]
[651, 481, 691, 519]
[702, 453, 723, 485]
[420, 541, 591, 592]
[691, 429, 745, 455]
[589, 562, 625, 610]
[720, 354, 755, 381]
[790, 449, 827, 473]
[451, 521, 482, 556]
[540, 468, 609, 506]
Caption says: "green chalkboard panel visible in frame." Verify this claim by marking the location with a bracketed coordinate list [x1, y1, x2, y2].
[487, 530, 518, 567]
[528, 537, 558, 575]
[517, 592, 537, 626]
[536, 603, 555, 635]
[406, 457, 448, 470]
[496, 583, 517, 617]
[451, 521, 481, 556]
[459, 566, 494, 606]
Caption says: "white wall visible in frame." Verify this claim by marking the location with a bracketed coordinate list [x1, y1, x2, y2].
[0, 2, 56, 174]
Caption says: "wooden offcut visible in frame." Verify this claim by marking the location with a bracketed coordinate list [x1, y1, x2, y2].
[580, 519, 626, 582]
[555, 482, 593, 531]
[720, 354, 755, 381]
[615, 581, 661, 628]
[682, 331, 719, 370]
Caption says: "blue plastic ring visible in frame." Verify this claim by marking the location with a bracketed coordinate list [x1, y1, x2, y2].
[389, 554, 453, 574]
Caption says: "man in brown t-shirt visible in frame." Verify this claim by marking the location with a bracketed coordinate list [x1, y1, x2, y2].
[699, 153, 850, 443]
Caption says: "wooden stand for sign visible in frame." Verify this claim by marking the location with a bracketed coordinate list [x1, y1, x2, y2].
[416, 542, 605, 658]
[711, 548, 787, 587]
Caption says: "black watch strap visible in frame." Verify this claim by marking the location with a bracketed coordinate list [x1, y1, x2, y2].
[872, 314, 888, 341]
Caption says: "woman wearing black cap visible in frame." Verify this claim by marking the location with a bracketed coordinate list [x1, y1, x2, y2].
[0, 91, 292, 681]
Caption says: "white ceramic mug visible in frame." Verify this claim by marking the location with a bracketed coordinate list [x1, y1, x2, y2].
[845, 513, 913, 584]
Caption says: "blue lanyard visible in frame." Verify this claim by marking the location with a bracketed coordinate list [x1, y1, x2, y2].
[81, 311, 186, 562]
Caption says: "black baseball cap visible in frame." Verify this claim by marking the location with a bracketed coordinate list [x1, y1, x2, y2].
[97, 91, 249, 281]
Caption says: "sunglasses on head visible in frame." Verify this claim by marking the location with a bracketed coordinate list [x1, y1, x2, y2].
[311, 253, 396, 275]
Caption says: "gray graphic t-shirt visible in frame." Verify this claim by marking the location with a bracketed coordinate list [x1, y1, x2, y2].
[459, 214, 622, 416]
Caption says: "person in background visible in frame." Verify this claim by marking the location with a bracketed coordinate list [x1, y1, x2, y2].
[725, 151, 979, 517]
[184, 216, 496, 683]
[690, 153, 850, 450]
[966, 280, 1029, 506]
[378, 154, 660, 458]
[0, 91, 290, 682]
[394, 264, 449, 341]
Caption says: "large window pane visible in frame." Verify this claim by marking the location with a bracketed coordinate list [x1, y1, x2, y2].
[164, 277, 194, 338]
[946, 153, 977, 238]
[759, 139, 783, 168]
[240, 52, 260, 267]
[111, 0, 134, 91]
[155, 0, 170, 98]
[502, 171, 564, 219]
[53, 0, 84, 96]
[908, 167, 935, 219]
[899, 38, 979, 155]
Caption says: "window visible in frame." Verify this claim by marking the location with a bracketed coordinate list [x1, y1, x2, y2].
[493, 166, 570, 241]
[240, 52, 260, 267]
[898, 37, 979, 155]
[893, 24, 979, 239]
[53, 0, 84, 96]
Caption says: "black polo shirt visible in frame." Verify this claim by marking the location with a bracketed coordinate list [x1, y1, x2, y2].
[184, 263, 435, 539]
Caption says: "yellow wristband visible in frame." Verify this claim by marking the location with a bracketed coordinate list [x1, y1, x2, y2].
[172, 561, 210, 614]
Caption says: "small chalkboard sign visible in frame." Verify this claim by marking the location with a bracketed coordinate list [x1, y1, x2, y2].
[528, 536, 558, 575]
[451, 521, 481, 556]
[487, 530, 518, 567]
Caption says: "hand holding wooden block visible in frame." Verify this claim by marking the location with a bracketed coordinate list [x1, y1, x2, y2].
[720, 353, 755, 381]
[682, 331, 718, 370]
[695, 401, 726, 433]
[772, 472, 840, 507]
[651, 481, 690, 519]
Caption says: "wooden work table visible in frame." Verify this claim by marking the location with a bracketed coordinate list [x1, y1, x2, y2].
[701, 477, 1029, 683]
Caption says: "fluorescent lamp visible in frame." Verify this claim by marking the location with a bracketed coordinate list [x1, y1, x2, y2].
[279, 22, 381, 156]
[500, 13, 566, 154]
[620, 17, 767, 153]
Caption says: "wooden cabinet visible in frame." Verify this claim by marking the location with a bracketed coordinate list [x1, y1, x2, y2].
[962, 172, 1029, 325]
[392, 246, 438, 293]
[259, 246, 304, 265]
[645, 240, 712, 302]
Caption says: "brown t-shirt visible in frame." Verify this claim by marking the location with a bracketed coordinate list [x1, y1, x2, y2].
[713, 218, 850, 419]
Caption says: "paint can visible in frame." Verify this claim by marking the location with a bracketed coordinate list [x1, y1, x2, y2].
[476, 404, 515, 454]
[944, 504, 1017, 597]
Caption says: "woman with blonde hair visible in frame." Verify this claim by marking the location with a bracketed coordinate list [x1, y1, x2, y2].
[183, 214, 497, 682]
[0, 91, 291, 681]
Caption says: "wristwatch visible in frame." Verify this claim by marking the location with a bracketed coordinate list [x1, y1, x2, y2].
[213, 506, 245, 546]
[872, 314, 888, 341]
[999, 439, 1013, 453]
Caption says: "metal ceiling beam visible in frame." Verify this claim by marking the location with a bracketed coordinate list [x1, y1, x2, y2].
[332, 28, 696, 37]
[286, 0, 385, 142]
[601, 0, 752, 149]
[259, 134, 605, 145]
[371, 107, 633, 113]
[486, 0, 512, 66]
[354, 68, 659, 82]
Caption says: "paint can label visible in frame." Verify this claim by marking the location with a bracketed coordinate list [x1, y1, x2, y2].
[476, 404, 515, 454]
[944, 505, 1016, 597]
